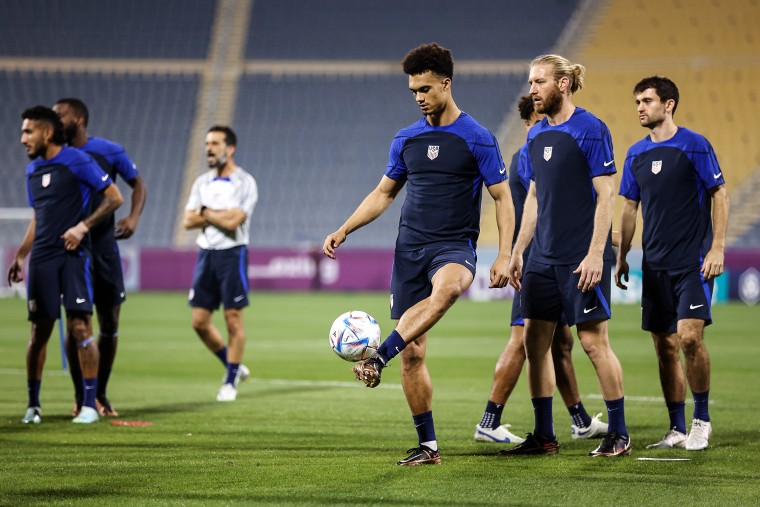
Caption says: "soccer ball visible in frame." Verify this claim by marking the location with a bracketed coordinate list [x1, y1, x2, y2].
[329, 311, 381, 362]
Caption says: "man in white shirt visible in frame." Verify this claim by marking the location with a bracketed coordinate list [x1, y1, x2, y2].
[183, 125, 258, 401]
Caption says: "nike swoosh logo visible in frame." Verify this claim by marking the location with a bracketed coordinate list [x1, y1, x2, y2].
[499, 166, 507, 175]
[604, 160, 614, 167]
[576, 427, 591, 436]
[713, 172, 722, 179]
[465, 260, 475, 268]
[689, 304, 704, 310]
[101, 174, 109, 181]
[233, 295, 245, 302]
[583, 306, 598, 314]
[76, 298, 86, 304]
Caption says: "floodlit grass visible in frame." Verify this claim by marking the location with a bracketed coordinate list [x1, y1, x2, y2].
[1, 292, 759, 505]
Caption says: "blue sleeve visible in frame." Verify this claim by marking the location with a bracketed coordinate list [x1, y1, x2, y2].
[585, 122, 617, 177]
[691, 136, 725, 189]
[476, 132, 507, 186]
[25, 166, 34, 206]
[384, 135, 408, 181]
[517, 145, 531, 191]
[114, 149, 139, 182]
[70, 156, 112, 191]
[618, 151, 640, 201]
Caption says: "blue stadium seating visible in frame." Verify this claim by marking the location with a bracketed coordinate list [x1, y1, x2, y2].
[0, 0, 214, 59]
[246, 0, 582, 60]
[0, 70, 199, 246]
[233, 72, 527, 247]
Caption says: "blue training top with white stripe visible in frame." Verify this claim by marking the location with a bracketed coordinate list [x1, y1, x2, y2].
[523, 107, 616, 265]
[619, 126, 725, 270]
[79, 136, 139, 252]
[25, 146, 112, 259]
[385, 112, 506, 250]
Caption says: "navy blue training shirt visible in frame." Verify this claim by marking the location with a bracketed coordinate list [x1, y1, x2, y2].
[25, 146, 112, 260]
[619, 127, 725, 270]
[385, 113, 506, 250]
[524, 107, 616, 265]
[79, 136, 139, 252]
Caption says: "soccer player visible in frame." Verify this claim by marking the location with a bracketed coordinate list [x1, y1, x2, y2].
[53, 98, 148, 417]
[475, 96, 608, 445]
[502, 55, 631, 457]
[616, 76, 728, 451]
[8, 105, 124, 424]
[183, 126, 258, 402]
[323, 43, 515, 466]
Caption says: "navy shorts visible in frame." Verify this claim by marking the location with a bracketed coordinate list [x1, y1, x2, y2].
[390, 244, 476, 319]
[92, 248, 126, 309]
[27, 250, 94, 321]
[189, 246, 249, 311]
[642, 266, 713, 333]
[511, 289, 567, 327]
[522, 258, 612, 326]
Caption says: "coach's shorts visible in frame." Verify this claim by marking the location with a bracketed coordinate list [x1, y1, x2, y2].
[390, 244, 476, 319]
[642, 266, 713, 333]
[522, 258, 612, 326]
[511, 290, 568, 327]
[189, 246, 249, 311]
[92, 248, 126, 309]
[27, 250, 94, 321]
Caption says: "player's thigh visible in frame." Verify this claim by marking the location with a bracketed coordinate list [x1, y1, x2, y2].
[390, 248, 432, 319]
[642, 268, 677, 333]
[189, 249, 221, 310]
[557, 261, 612, 326]
[92, 250, 126, 309]
[521, 259, 563, 322]
[27, 255, 65, 321]
[218, 247, 250, 310]
[429, 262, 474, 301]
[61, 251, 94, 315]
[673, 267, 713, 326]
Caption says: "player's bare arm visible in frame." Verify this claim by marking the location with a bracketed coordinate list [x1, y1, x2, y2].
[702, 184, 729, 280]
[487, 180, 514, 288]
[615, 197, 639, 290]
[115, 174, 148, 239]
[508, 181, 538, 291]
[8, 214, 36, 285]
[62, 183, 124, 251]
[200, 207, 246, 232]
[574, 173, 614, 292]
[323, 175, 404, 259]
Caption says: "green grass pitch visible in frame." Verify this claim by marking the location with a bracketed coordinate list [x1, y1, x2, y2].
[1, 292, 759, 506]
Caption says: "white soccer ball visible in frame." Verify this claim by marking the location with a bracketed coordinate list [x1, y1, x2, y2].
[329, 310, 381, 362]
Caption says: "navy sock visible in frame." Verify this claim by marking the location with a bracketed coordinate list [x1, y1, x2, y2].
[376, 330, 407, 365]
[83, 377, 98, 409]
[666, 401, 687, 433]
[225, 363, 240, 385]
[97, 332, 117, 400]
[480, 400, 504, 429]
[214, 346, 228, 367]
[27, 379, 41, 408]
[568, 401, 592, 428]
[605, 397, 628, 438]
[692, 390, 710, 422]
[532, 397, 554, 440]
[413, 410, 437, 451]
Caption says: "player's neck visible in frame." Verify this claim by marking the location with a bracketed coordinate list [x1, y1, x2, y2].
[426, 101, 461, 127]
[216, 161, 237, 177]
[42, 144, 63, 160]
[70, 130, 88, 148]
[648, 119, 678, 143]
[546, 100, 575, 126]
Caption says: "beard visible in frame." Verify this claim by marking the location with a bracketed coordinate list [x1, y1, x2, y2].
[207, 153, 227, 169]
[27, 145, 45, 160]
[535, 85, 563, 117]
[63, 123, 78, 145]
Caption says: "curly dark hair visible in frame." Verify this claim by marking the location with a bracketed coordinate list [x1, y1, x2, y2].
[517, 95, 535, 122]
[402, 43, 454, 79]
[22, 105, 65, 145]
[633, 76, 680, 116]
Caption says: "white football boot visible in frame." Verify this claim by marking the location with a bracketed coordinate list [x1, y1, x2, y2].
[571, 413, 608, 439]
[22, 407, 41, 424]
[474, 423, 525, 444]
[72, 406, 100, 424]
[216, 383, 237, 402]
[646, 428, 687, 449]
[685, 419, 712, 451]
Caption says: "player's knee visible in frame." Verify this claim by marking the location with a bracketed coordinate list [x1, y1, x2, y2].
[678, 332, 704, 357]
[652, 334, 680, 362]
[191, 315, 211, 333]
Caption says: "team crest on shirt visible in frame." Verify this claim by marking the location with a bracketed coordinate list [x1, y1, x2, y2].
[427, 145, 439, 160]
[543, 147, 553, 161]
[651, 160, 662, 174]
[42, 173, 51, 188]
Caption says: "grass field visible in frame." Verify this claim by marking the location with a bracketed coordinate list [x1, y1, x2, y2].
[1, 292, 759, 506]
